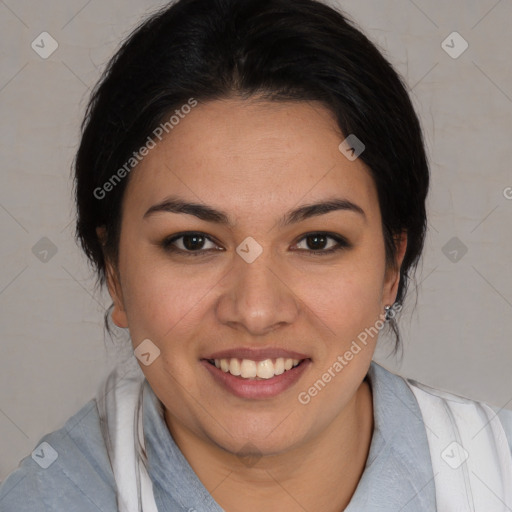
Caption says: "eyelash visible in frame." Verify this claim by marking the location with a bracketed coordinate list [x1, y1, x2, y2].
[160, 231, 351, 257]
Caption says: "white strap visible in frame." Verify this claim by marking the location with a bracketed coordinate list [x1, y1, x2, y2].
[96, 359, 159, 512]
[407, 379, 512, 511]
[137, 388, 159, 512]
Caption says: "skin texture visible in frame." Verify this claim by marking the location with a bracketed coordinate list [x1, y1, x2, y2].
[102, 97, 407, 512]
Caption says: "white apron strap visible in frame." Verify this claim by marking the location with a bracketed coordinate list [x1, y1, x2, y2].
[406, 379, 512, 511]
[136, 387, 160, 512]
[96, 359, 159, 512]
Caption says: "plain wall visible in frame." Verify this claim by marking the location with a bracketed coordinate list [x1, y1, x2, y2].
[1, 0, 511, 480]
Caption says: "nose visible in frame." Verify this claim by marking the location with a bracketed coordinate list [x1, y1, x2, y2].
[214, 245, 300, 336]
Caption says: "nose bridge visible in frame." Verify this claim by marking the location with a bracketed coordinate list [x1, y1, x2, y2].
[215, 241, 299, 334]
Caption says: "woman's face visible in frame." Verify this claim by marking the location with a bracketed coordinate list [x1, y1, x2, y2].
[106, 98, 405, 456]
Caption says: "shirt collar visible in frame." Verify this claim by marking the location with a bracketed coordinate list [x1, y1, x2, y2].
[143, 361, 436, 511]
[344, 361, 436, 510]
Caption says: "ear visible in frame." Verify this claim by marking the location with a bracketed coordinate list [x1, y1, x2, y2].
[382, 231, 407, 307]
[96, 226, 128, 329]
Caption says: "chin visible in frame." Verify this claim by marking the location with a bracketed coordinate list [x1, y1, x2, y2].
[201, 411, 310, 458]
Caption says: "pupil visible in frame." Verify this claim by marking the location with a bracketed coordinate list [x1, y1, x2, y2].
[308, 234, 326, 250]
[184, 234, 204, 250]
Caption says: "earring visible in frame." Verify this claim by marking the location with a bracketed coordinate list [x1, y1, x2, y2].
[384, 304, 393, 322]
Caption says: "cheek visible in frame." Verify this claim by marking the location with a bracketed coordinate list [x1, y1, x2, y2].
[121, 258, 216, 345]
[302, 283, 382, 365]
[300, 252, 386, 338]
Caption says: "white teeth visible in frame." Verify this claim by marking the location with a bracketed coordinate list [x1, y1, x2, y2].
[257, 359, 275, 379]
[229, 358, 241, 376]
[212, 357, 304, 379]
[240, 359, 257, 378]
[274, 358, 285, 375]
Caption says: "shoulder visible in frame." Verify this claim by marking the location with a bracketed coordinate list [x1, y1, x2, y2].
[0, 398, 118, 512]
[405, 377, 512, 456]
[492, 406, 512, 454]
[369, 362, 512, 455]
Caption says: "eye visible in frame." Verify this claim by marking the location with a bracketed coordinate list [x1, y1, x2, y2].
[160, 231, 350, 257]
[292, 232, 350, 255]
[161, 232, 223, 256]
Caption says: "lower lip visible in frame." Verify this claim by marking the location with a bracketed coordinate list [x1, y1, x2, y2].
[201, 359, 311, 399]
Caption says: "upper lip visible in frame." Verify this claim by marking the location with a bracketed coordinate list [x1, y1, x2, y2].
[202, 348, 310, 362]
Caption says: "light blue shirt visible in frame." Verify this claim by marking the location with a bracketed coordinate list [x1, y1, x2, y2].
[1, 361, 511, 511]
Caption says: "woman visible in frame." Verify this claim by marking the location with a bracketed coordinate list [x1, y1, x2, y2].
[1, 0, 511, 510]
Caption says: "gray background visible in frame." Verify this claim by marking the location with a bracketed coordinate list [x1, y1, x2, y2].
[1, 0, 511, 481]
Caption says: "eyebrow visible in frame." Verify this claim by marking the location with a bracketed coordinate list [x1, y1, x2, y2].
[143, 195, 366, 227]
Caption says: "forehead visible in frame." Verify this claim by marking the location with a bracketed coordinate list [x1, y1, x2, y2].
[124, 98, 379, 224]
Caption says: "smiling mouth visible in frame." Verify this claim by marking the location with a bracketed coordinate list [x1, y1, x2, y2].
[206, 357, 307, 380]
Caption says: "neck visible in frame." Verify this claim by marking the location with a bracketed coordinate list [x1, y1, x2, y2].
[165, 378, 374, 512]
